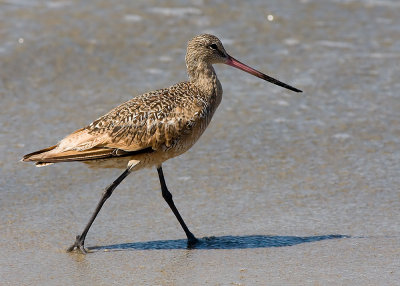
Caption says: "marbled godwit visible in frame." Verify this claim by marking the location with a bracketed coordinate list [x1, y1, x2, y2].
[22, 34, 302, 253]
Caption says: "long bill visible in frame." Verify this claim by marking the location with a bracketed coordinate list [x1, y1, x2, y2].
[225, 55, 302, 93]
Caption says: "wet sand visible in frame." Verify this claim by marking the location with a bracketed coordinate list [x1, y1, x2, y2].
[1, 0, 399, 285]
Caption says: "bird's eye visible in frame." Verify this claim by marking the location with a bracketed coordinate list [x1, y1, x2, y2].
[209, 44, 218, 50]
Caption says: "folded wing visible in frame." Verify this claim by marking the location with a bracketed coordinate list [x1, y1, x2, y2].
[22, 83, 205, 165]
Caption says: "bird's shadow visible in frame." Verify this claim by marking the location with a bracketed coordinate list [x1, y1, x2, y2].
[88, 234, 349, 252]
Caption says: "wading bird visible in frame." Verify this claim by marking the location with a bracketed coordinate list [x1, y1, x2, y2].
[22, 34, 302, 253]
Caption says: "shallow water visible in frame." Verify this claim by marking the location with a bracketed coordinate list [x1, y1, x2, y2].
[1, 0, 400, 285]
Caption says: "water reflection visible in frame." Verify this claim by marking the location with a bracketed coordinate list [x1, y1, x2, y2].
[89, 234, 349, 251]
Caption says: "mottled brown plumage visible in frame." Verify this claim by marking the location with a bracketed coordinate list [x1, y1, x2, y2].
[22, 34, 302, 253]
[23, 35, 226, 171]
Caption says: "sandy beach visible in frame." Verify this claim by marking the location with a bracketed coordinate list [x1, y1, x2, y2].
[1, 0, 399, 285]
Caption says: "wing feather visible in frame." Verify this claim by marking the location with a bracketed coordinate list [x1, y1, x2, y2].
[22, 82, 208, 165]
[82, 82, 206, 151]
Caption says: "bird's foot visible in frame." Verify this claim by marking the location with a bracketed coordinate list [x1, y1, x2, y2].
[187, 233, 199, 248]
[67, 235, 88, 254]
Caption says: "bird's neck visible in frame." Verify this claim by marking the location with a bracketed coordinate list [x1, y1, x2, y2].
[187, 61, 222, 100]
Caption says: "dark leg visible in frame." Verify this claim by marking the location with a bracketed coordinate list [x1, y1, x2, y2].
[157, 165, 198, 246]
[67, 167, 132, 253]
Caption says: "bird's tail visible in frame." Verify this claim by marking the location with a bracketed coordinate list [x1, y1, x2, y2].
[21, 145, 153, 167]
[21, 145, 58, 167]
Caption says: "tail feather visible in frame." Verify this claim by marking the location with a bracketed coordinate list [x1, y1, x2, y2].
[22, 145, 58, 162]
[35, 162, 55, 167]
[22, 145, 154, 167]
